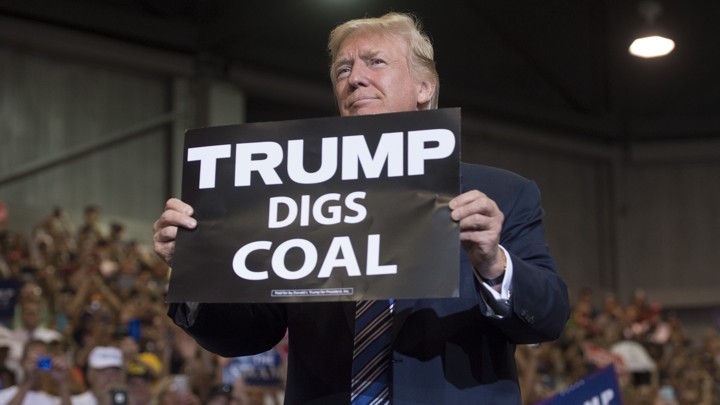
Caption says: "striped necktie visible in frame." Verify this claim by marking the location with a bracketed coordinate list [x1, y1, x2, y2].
[351, 300, 393, 405]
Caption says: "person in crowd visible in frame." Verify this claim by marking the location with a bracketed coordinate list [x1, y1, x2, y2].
[77, 206, 104, 257]
[30, 207, 76, 270]
[6, 294, 63, 382]
[155, 374, 200, 405]
[164, 322, 218, 401]
[12, 299, 62, 348]
[0, 331, 16, 390]
[205, 384, 242, 405]
[125, 354, 160, 405]
[0, 339, 72, 405]
[153, 12, 570, 404]
[71, 346, 126, 405]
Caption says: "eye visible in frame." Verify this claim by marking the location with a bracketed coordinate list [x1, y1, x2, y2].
[336, 66, 351, 80]
[370, 58, 386, 66]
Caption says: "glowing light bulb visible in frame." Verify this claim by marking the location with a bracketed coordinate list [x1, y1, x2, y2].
[629, 35, 675, 58]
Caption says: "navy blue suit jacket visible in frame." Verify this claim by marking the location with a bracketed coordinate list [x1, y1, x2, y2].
[168, 163, 570, 404]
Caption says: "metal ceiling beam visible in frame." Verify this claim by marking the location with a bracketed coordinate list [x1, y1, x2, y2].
[0, 15, 194, 76]
[0, 113, 178, 188]
[0, 0, 199, 51]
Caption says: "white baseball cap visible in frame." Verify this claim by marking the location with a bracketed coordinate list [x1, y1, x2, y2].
[88, 346, 123, 369]
[32, 328, 63, 344]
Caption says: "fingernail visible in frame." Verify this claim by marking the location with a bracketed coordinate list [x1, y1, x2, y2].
[187, 219, 197, 228]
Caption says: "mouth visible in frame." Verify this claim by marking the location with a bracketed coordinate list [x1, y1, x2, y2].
[347, 95, 378, 109]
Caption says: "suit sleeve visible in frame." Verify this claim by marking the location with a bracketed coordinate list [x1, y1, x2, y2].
[168, 302, 288, 357]
[480, 178, 570, 344]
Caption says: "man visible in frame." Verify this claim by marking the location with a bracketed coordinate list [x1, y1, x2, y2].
[154, 12, 570, 404]
[12, 299, 63, 347]
[0, 339, 72, 405]
[71, 346, 126, 405]
[0, 330, 15, 390]
[125, 353, 161, 405]
[6, 298, 63, 384]
[157, 375, 200, 405]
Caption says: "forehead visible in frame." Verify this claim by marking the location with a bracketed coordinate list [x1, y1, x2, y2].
[27, 343, 47, 355]
[94, 367, 123, 375]
[335, 30, 409, 61]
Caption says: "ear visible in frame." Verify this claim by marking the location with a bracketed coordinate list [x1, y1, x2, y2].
[416, 80, 436, 109]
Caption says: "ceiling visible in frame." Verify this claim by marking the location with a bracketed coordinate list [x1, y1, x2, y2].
[2, 0, 719, 144]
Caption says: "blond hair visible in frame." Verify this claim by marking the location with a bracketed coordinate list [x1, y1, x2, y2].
[328, 12, 439, 109]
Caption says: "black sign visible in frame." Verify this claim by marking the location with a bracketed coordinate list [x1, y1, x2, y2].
[167, 108, 461, 302]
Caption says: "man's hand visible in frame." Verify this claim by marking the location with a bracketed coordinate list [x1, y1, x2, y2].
[449, 190, 505, 279]
[49, 356, 70, 384]
[152, 198, 197, 265]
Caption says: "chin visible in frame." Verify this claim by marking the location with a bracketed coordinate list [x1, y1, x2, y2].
[348, 107, 387, 116]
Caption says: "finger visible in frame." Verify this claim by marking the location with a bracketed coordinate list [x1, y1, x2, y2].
[166, 198, 194, 216]
[154, 224, 179, 243]
[451, 196, 498, 222]
[448, 190, 484, 210]
[51, 356, 66, 367]
[457, 213, 490, 232]
[153, 222, 179, 264]
[459, 229, 496, 245]
[155, 208, 197, 231]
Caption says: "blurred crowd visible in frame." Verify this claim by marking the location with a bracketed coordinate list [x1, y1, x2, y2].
[517, 287, 720, 405]
[0, 202, 718, 404]
[0, 204, 286, 405]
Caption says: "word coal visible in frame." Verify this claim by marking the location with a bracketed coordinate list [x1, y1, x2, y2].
[232, 234, 397, 281]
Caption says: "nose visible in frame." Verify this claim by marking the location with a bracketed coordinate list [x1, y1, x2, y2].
[347, 63, 368, 88]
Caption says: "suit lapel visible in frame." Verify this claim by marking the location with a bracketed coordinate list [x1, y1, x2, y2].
[391, 299, 414, 345]
[342, 301, 355, 333]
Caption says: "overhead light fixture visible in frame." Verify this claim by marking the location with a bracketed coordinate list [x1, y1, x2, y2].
[629, 36, 675, 58]
[629, 0, 675, 58]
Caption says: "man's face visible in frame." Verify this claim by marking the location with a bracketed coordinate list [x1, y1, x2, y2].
[22, 342, 47, 372]
[128, 376, 153, 404]
[89, 367, 125, 394]
[332, 31, 433, 116]
[21, 302, 42, 330]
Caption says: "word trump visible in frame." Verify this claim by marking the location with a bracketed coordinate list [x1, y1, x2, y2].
[187, 129, 455, 189]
